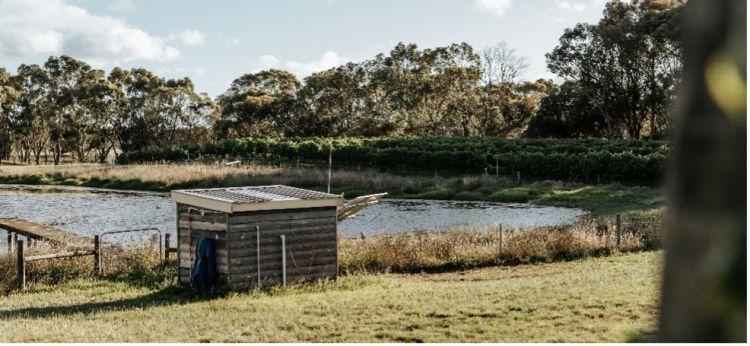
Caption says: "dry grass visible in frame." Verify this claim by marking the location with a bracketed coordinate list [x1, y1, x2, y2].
[0, 215, 663, 295]
[0, 241, 167, 294]
[339, 216, 664, 273]
[0, 163, 468, 193]
[0, 251, 662, 342]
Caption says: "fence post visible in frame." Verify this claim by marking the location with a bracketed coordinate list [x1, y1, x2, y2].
[616, 214, 622, 248]
[327, 143, 333, 194]
[498, 224, 504, 256]
[256, 225, 262, 289]
[94, 235, 101, 276]
[16, 240, 25, 290]
[164, 233, 171, 261]
[495, 158, 499, 177]
[280, 235, 287, 287]
[7, 232, 13, 254]
[516, 171, 521, 183]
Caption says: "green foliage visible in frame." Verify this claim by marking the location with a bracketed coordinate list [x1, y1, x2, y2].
[117, 137, 669, 183]
[545, 1, 684, 139]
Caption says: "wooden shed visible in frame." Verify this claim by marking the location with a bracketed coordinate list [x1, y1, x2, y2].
[171, 185, 344, 290]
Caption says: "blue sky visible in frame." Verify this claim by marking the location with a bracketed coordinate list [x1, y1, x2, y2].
[0, 0, 609, 97]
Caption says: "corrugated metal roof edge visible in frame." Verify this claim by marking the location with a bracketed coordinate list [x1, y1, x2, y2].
[172, 185, 341, 199]
[170, 185, 344, 213]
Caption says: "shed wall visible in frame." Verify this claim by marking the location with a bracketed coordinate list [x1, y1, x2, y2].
[176, 203, 337, 290]
[225, 206, 337, 289]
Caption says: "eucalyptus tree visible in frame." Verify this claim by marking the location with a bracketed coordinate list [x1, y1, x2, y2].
[546, 0, 684, 139]
[0, 68, 20, 161]
[13, 63, 53, 164]
[294, 42, 483, 137]
[295, 63, 369, 136]
[215, 69, 300, 138]
[65, 68, 109, 162]
[158, 77, 216, 145]
[524, 80, 609, 138]
[43, 55, 95, 164]
[80, 71, 122, 163]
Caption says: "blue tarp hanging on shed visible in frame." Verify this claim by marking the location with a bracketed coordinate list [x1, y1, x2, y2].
[191, 236, 216, 291]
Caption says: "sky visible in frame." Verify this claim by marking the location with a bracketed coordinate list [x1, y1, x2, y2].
[0, 0, 610, 98]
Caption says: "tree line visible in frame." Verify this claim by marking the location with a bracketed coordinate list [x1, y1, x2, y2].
[0, 0, 683, 164]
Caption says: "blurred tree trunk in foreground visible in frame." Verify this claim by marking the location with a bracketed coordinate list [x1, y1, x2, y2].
[659, 0, 746, 342]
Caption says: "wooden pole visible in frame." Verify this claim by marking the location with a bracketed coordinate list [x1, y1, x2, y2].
[498, 224, 504, 256]
[256, 225, 261, 289]
[327, 144, 333, 194]
[495, 158, 499, 177]
[94, 235, 101, 276]
[616, 214, 622, 248]
[11, 232, 17, 253]
[7, 231, 12, 254]
[164, 233, 171, 261]
[280, 235, 287, 287]
[516, 171, 521, 183]
[16, 240, 24, 290]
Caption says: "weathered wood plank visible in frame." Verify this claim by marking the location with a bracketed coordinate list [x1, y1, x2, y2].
[223, 247, 336, 265]
[228, 222, 336, 235]
[232, 256, 337, 275]
[176, 208, 336, 224]
[25, 250, 96, 262]
[177, 217, 335, 233]
[177, 240, 336, 260]
[227, 208, 337, 225]
[224, 235, 336, 250]
[0, 218, 92, 248]
[228, 227, 336, 241]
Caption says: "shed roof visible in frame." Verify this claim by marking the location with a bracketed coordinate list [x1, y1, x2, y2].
[171, 185, 344, 213]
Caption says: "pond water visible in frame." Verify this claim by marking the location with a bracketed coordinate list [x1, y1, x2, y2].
[0, 185, 584, 245]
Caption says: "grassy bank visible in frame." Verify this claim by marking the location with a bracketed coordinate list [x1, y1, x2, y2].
[1, 218, 663, 293]
[339, 220, 662, 273]
[0, 251, 661, 342]
[0, 163, 664, 217]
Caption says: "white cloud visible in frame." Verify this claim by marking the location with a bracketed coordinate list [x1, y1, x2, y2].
[556, 0, 586, 11]
[0, 0, 179, 62]
[167, 29, 206, 46]
[251, 51, 353, 77]
[108, 0, 136, 12]
[473, 0, 513, 17]
[285, 51, 351, 77]
[256, 55, 280, 70]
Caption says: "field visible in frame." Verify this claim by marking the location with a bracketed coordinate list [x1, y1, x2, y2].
[0, 251, 662, 342]
[0, 163, 664, 217]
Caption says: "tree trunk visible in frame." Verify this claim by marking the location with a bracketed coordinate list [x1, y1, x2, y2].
[658, 0, 746, 341]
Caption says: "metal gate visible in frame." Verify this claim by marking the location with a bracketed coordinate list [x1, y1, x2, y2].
[99, 228, 162, 275]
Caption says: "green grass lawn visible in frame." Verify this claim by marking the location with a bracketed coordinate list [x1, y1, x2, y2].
[0, 251, 662, 342]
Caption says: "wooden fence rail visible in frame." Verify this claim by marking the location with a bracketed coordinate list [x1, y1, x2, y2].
[25, 250, 96, 262]
[14, 233, 174, 290]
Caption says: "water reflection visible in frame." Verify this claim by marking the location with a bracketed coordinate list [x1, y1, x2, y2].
[0, 186, 584, 244]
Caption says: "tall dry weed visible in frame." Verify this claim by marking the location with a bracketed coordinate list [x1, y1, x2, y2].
[339, 215, 663, 273]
